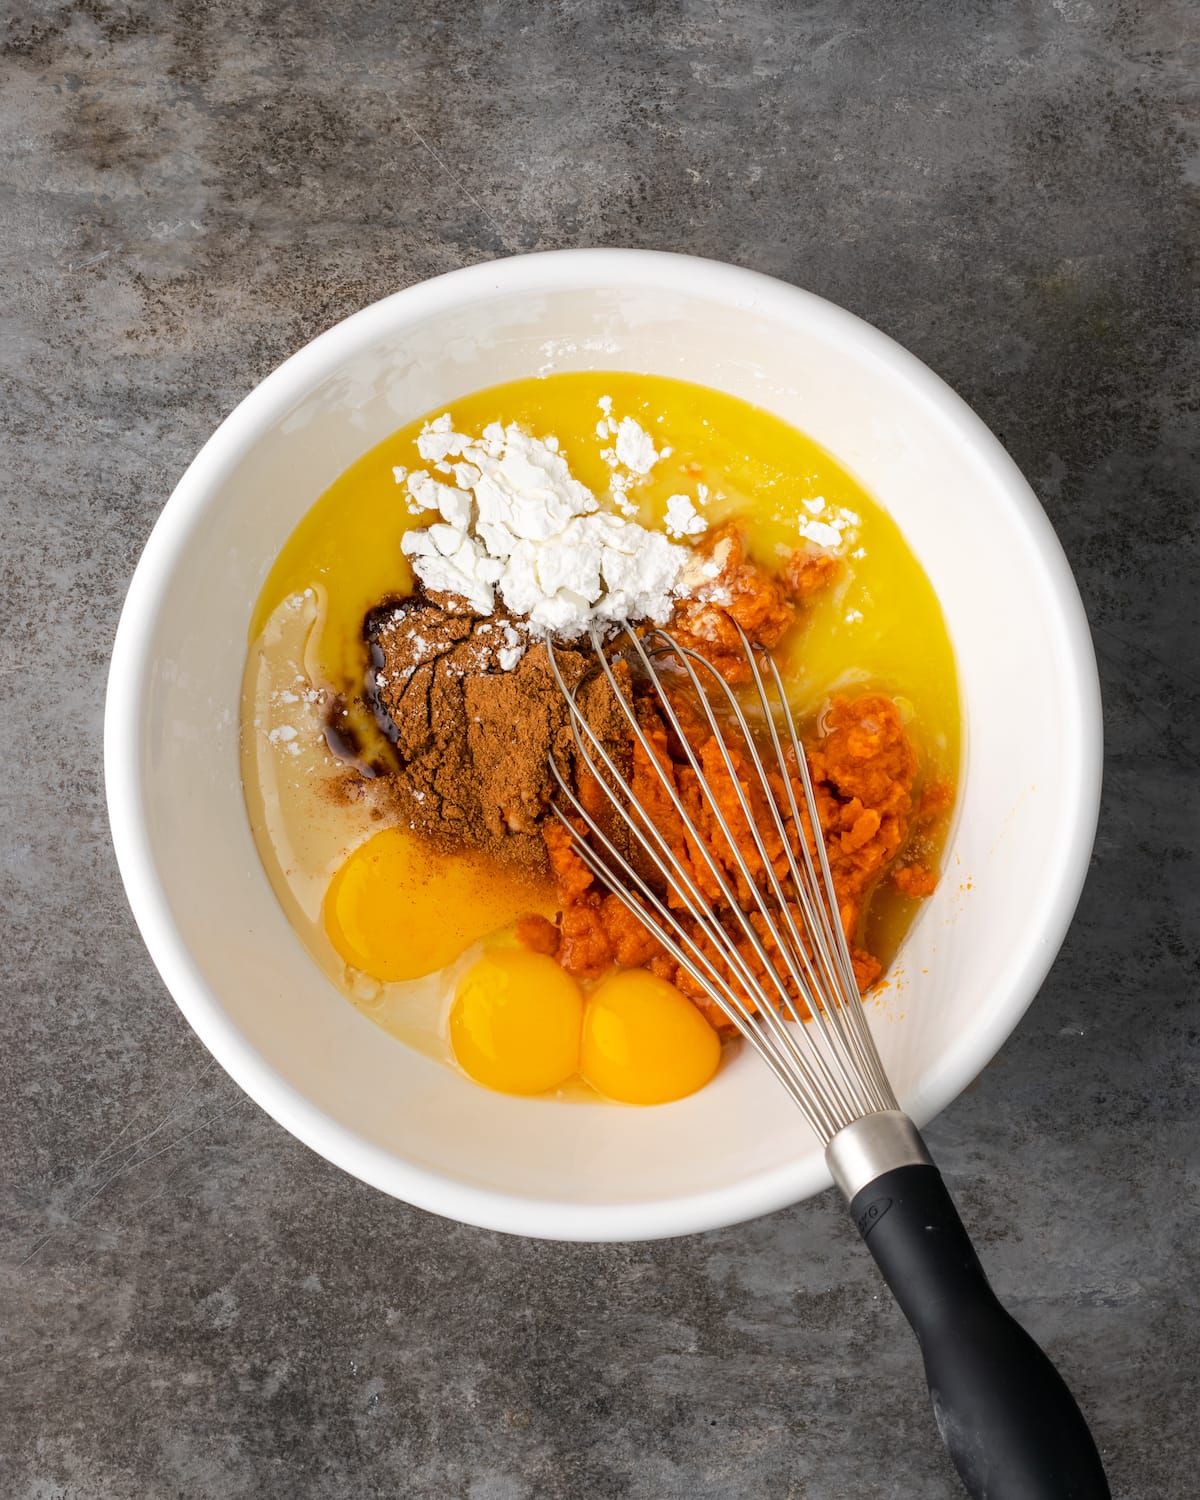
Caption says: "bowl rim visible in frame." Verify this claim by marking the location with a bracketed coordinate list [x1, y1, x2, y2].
[104, 247, 1103, 1241]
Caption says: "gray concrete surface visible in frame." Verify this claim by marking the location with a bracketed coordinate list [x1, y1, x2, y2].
[3, 1, 1197, 1496]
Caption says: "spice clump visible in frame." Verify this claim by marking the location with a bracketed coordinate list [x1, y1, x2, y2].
[366, 593, 630, 871]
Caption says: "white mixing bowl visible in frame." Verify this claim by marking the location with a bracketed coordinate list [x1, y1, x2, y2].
[105, 249, 1101, 1241]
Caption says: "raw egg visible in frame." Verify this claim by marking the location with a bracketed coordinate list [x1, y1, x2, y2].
[582, 969, 722, 1105]
[324, 827, 553, 983]
[450, 949, 583, 1095]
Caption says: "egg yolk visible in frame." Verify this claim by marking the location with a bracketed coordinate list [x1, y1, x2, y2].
[451, 949, 584, 1095]
[324, 827, 554, 983]
[581, 970, 722, 1105]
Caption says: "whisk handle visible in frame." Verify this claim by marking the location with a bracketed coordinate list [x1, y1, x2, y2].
[848, 1162, 1110, 1499]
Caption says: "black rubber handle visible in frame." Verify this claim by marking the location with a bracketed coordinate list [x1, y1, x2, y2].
[850, 1164, 1110, 1499]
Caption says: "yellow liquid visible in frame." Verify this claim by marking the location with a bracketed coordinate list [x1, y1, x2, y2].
[244, 373, 960, 1049]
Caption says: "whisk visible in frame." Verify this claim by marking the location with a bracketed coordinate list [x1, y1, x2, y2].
[547, 624, 1110, 1500]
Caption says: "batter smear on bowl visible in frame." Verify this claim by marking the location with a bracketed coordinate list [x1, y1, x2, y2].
[241, 373, 960, 1105]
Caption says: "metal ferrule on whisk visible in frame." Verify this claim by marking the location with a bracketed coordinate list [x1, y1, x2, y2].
[825, 1111, 932, 1199]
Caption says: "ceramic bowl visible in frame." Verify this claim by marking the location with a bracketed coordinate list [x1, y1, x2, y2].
[105, 249, 1101, 1240]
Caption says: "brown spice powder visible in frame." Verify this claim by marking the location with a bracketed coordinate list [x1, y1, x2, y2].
[366, 592, 631, 871]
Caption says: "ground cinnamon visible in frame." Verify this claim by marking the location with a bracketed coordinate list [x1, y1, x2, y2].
[366, 592, 631, 870]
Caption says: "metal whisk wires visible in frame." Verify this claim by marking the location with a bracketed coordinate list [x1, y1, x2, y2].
[547, 623, 896, 1145]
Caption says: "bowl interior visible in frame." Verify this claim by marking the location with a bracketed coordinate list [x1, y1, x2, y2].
[107, 255, 1099, 1239]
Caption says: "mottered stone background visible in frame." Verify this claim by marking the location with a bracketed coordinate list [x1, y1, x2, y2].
[2, 2, 1197, 1496]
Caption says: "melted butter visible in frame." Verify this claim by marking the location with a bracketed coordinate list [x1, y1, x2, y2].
[243, 372, 960, 1058]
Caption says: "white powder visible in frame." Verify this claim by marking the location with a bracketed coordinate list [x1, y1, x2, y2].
[498, 621, 526, 671]
[793, 497, 861, 550]
[595, 397, 670, 496]
[405, 468, 472, 524]
[399, 415, 688, 635]
[268, 724, 301, 757]
[614, 416, 661, 475]
[798, 518, 847, 548]
[664, 493, 708, 539]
